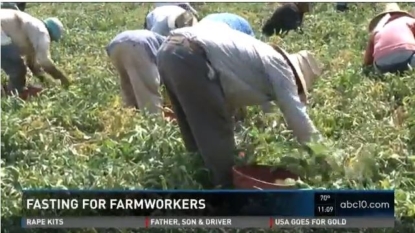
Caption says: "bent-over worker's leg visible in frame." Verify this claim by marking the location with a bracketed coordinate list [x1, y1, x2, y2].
[159, 67, 199, 152]
[157, 40, 235, 188]
[122, 44, 162, 115]
[1, 43, 27, 93]
[109, 45, 137, 108]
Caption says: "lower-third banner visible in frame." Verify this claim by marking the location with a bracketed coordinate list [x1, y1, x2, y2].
[22, 217, 394, 229]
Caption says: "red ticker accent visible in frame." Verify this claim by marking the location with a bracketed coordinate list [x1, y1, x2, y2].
[145, 217, 149, 228]
[269, 217, 273, 228]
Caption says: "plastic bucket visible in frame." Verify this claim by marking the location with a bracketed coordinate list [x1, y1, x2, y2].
[1, 85, 43, 100]
[163, 106, 176, 121]
[232, 165, 300, 190]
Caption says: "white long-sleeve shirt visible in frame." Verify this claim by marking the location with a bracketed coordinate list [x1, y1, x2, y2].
[153, 2, 197, 14]
[1, 9, 53, 66]
[145, 5, 186, 36]
[168, 24, 320, 144]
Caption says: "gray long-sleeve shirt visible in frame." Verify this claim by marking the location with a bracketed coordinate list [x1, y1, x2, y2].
[106, 30, 166, 63]
[168, 24, 320, 144]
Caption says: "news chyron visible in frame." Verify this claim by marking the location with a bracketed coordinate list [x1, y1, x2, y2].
[21, 190, 395, 229]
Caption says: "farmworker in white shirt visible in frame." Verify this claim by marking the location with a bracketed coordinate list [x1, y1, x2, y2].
[1, 9, 70, 90]
[153, 2, 198, 16]
[144, 5, 198, 36]
[157, 23, 324, 188]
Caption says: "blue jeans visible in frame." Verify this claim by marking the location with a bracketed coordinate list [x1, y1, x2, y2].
[375, 50, 415, 75]
[1, 43, 26, 93]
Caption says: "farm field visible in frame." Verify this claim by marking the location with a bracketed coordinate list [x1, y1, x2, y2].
[1, 2, 415, 233]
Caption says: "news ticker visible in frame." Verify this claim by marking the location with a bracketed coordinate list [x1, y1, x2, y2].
[22, 217, 395, 229]
[22, 190, 394, 217]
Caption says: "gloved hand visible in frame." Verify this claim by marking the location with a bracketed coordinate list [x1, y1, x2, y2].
[361, 65, 373, 76]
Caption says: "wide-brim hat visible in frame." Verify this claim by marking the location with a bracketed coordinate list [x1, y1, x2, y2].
[368, 3, 414, 32]
[270, 45, 322, 97]
[167, 10, 198, 30]
[288, 50, 323, 97]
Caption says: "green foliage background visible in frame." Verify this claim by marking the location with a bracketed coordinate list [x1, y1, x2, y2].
[1, 2, 415, 233]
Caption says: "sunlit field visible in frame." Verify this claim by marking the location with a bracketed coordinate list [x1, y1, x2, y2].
[1, 3, 415, 233]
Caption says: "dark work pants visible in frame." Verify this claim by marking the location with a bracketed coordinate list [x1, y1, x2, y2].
[157, 36, 235, 188]
[336, 3, 348, 11]
[1, 43, 27, 93]
[375, 50, 415, 75]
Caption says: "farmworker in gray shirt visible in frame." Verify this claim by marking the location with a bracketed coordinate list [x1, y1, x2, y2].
[157, 23, 323, 188]
[106, 30, 166, 115]
[145, 5, 197, 36]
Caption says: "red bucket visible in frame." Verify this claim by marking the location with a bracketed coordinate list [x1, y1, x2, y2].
[2, 85, 43, 100]
[232, 165, 299, 190]
[163, 106, 176, 121]
[20, 86, 43, 100]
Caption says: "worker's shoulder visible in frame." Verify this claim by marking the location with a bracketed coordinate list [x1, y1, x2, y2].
[1, 9, 42, 26]
[1, 9, 21, 20]
[152, 5, 184, 14]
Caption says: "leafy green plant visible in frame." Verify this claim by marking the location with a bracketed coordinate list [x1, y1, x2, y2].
[1, 3, 415, 233]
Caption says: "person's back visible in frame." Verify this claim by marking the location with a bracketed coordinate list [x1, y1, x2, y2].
[107, 30, 165, 63]
[200, 13, 255, 36]
[1, 9, 49, 54]
[373, 16, 415, 60]
[170, 24, 289, 108]
[145, 5, 186, 35]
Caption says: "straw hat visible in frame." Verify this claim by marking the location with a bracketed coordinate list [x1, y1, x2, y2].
[167, 11, 198, 30]
[368, 3, 414, 32]
[287, 50, 323, 96]
[269, 44, 322, 97]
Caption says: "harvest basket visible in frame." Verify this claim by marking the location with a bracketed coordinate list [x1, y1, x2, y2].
[232, 165, 299, 190]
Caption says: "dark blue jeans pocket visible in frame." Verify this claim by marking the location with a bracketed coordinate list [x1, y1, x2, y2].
[1, 44, 27, 92]
[375, 50, 415, 74]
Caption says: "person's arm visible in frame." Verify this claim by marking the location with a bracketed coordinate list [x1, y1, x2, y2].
[264, 54, 321, 145]
[29, 31, 70, 86]
[363, 33, 375, 66]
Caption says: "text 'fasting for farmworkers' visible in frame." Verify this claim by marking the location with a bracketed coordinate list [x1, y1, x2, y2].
[25, 198, 207, 210]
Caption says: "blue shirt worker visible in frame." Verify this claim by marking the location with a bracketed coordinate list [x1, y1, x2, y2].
[200, 13, 255, 37]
